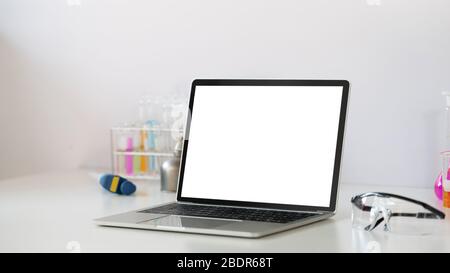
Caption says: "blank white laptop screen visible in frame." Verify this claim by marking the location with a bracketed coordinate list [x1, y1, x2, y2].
[181, 85, 343, 207]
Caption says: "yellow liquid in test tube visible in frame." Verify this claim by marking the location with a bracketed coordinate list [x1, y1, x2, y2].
[140, 129, 148, 173]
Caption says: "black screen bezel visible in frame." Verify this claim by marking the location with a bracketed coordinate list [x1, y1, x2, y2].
[176, 79, 349, 212]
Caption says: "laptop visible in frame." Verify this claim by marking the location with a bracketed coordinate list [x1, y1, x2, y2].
[95, 79, 350, 238]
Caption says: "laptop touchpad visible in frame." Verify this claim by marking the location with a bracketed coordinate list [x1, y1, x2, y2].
[141, 215, 238, 229]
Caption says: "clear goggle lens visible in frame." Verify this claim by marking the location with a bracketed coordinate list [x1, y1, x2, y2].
[351, 193, 444, 235]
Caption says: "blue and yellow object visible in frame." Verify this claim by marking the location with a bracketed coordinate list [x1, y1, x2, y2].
[99, 174, 136, 195]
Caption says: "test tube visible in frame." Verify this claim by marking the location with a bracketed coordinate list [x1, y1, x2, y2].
[117, 132, 128, 174]
[140, 128, 148, 174]
[133, 154, 140, 175]
[125, 136, 134, 176]
[147, 120, 157, 174]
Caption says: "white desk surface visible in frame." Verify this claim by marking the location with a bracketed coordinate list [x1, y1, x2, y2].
[0, 170, 449, 253]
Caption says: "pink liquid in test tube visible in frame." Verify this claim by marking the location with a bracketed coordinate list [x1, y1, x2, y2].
[125, 137, 134, 175]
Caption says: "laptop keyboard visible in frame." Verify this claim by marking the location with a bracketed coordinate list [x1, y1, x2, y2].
[139, 203, 316, 224]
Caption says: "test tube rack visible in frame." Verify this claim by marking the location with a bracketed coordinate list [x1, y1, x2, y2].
[111, 126, 183, 180]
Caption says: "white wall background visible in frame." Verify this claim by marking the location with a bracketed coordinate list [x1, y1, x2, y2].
[1, 0, 449, 187]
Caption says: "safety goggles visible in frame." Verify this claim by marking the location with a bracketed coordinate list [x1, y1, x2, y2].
[351, 192, 445, 234]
